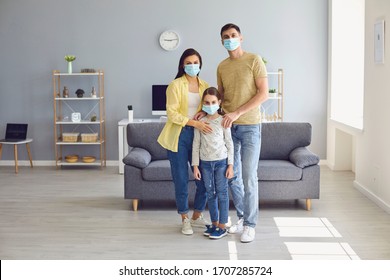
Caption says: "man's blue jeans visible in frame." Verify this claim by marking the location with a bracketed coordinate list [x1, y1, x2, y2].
[229, 124, 261, 228]
[167, 126, 207, 215]
[199, 159, 229, 225]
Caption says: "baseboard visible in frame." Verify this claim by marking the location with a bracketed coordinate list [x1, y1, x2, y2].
[319, 159, 328, 166]
[0, 160, 119, 167]
[353, 180, 390, 214]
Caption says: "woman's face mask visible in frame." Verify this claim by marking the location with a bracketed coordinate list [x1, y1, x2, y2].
[184, 64, 200, 77]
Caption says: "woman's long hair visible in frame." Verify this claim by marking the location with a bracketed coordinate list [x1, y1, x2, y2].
[175, 48, 203, 79]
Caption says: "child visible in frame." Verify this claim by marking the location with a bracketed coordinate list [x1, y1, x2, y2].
[192, 87, 234, 239]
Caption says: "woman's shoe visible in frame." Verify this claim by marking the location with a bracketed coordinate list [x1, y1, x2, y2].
[190, 214, 211, 228]
[181, 218, 193, 235]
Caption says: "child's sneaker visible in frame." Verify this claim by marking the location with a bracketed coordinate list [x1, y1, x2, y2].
[209, 227, 227, 239]
[203, 224, 216, 236]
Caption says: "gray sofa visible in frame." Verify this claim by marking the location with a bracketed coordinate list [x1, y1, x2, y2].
[123, 122, 320, 211]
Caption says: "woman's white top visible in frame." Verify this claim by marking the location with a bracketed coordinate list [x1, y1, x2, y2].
[187, 91, 200, 119]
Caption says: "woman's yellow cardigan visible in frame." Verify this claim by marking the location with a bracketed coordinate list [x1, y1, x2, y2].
[157, 75, 209, 152]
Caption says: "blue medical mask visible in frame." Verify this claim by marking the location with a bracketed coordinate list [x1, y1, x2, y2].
[184, 64, 200, 77]
[223, 38, 240, 51]
[202, 104, 220, 115]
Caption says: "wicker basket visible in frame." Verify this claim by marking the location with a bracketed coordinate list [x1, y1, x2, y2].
[62, 133, 79, 142]
[81, 133, 98, 142]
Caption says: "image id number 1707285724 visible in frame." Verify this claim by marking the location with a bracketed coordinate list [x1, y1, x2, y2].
[212, 266, 272, 276]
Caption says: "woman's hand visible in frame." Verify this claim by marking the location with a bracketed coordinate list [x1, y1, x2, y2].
[193, 166, 201, 180]
[195, 120, 213, 134]
[187, 119, 212, 134]
[225, 164, 234, 179]
[194, 111, 206, 120]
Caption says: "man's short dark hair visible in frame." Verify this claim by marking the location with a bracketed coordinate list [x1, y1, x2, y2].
[220, 23, 241, 37]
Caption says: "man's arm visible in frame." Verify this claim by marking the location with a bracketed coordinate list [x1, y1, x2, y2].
[221, 76, 269, 128]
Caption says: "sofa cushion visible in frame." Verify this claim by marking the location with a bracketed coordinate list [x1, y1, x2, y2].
[289, 147, 320, 168]
[127, 122, 167, 160]
[142, 160, 195, 181]
[258, 160, 302, 181]
[122, 147, 151, 168]
[260, 122, 312, 160]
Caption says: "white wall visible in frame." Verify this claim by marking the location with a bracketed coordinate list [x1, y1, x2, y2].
[0, 0, 328, 161]
[353, 0, 390, 212]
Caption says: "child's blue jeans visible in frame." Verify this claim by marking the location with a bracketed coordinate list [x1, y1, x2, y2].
[199, 158, 229, 225]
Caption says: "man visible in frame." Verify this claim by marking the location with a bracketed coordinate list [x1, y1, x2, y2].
[217, 23, 268, 243]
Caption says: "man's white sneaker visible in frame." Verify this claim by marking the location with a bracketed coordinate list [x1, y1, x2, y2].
[228, 218, 244, 234]
[182, 218, 193, 235]
[190, 214, 211, 228]
[240, 226, 255, 243]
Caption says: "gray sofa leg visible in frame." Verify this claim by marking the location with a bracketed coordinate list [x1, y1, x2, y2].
[132, 199, 139, 211]
[306, 199, 311, 211]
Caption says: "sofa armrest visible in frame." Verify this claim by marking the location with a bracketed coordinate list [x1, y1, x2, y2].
[122, 147, 151, 168]
[289, 147, 319, 168]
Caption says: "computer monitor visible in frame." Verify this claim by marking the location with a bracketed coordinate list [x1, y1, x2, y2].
[152, 85, 168, 116]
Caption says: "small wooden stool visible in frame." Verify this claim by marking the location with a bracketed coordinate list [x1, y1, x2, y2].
[0, 138, 33, 173]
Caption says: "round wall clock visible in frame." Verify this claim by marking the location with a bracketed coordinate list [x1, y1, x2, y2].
[159, 30, 180, 51]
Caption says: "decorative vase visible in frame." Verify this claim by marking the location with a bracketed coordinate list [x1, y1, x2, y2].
[67, 62, 72, 74]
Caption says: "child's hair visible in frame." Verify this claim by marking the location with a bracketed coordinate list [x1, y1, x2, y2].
[202, 87, 224, 115]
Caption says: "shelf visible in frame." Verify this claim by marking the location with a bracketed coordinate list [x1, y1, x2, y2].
[268, 72, 282, 75]
[56, 160, 104, 166]
[56, 140, 105, 145]
[55, 120, 104, 124]
[267, 95, 282, 100]
[53, 69, 106, 169]
[262, 68, 284, 123]
[55, 97, 103, 100]
[53, 72, 103, 76]
[262, 119, 283, 123]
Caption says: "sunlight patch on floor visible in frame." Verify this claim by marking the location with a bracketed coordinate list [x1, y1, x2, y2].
[274, 217, 342, 237]
[274, 217, 360, 260]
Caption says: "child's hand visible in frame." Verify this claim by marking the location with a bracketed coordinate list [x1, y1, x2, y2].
[193, 166, 202, 180]
[226, 165, 234, 179]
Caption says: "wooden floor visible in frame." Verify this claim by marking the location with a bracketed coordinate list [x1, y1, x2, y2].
[0, 165, 389, 260]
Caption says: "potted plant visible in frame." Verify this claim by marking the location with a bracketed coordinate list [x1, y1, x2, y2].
[64, 55, 76, 74]
[269, 88, 277, 97]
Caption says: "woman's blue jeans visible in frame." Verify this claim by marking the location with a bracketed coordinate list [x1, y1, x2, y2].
[167, 126, 207, 215]
[199, 159, 229, 225]
[229, 124, 261, 228]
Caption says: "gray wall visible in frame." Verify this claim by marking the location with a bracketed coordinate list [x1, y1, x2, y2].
[0, 0, 328, 161]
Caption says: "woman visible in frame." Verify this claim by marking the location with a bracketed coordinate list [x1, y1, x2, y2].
[157, 48, 212, 235]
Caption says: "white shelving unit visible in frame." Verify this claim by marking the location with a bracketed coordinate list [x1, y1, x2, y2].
[52, 70, 106, 168]
[262, 68, 284, 122]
